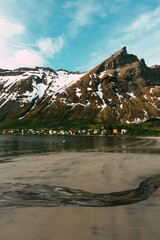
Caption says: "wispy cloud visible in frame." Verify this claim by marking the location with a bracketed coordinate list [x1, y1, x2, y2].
[0, 19, 25, 37]
[108, 6, 160, 45]
[0, 0, 56, 23]
[79, 6, 160, 71]
[0, 49, 45, 69]
[1, 0, 159, 71]
[0, 18, 31, 69]
[37, 36, 65, 58]
[0, 17, 65, 69]
[64, 0, 106, 37]
[106, 6, 160, 66]
[126, 7, 160, 35]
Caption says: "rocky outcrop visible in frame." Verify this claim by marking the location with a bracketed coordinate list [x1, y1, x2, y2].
[94, 46, 139, 74]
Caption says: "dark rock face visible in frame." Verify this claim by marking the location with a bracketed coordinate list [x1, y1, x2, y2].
[0, 47, 159, 127]
[94, 47, 139, 74]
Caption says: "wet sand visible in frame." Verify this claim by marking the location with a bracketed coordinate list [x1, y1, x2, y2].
[0, 142, 160, 239]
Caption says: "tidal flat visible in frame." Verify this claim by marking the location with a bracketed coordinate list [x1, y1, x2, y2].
[0, 137, 160, 240]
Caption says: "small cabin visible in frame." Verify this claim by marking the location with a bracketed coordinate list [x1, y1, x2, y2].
[121, 129, 127, 134]
[101, 129, 107, 135]
[113, 129, 118, 134]
[93, 129, 100, 134]
[49, 130, 53, 135]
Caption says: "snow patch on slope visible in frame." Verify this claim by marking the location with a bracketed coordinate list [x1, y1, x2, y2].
[127, 92, 136, 98]
[76, 87, 82, 98]
[0, 68, 86, 117]
[96, 83, 107, 111]
[150, 86, 160, 94]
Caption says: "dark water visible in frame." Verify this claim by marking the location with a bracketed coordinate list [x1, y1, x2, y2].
[0, 134, 157, 161]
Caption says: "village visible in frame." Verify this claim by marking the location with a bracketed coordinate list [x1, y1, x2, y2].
[1, 127, 128, 136]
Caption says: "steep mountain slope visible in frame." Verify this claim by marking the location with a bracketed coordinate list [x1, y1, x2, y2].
[0, 47, 160, 127]
[0, 68, 85, 126]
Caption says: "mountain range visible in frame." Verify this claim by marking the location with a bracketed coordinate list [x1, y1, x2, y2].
[0, 46, 160, 128]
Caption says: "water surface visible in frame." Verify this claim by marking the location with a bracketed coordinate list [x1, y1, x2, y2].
[0, 134, 158, 161]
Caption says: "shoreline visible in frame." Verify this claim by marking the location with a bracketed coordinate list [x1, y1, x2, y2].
[0, 151, 160, 189]
[0, 135, 160, 164]
[0, 144, 160, 240]
[1, 132, 160, 138]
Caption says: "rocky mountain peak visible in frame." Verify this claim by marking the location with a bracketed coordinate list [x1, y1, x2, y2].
[107, 46, 139, 65]
[0, 47, 159, 127]
[150, 64, 160, 70]
[112, 46, 127, 58]
[93, 47, 140, 75]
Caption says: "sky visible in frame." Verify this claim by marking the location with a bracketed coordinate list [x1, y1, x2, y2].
[0, 0, 160, 71]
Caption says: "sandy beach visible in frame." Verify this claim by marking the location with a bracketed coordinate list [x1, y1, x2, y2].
[0, 138, 160, 240]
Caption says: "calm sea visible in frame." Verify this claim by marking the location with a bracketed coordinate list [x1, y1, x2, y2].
[0, 134, 158, 161]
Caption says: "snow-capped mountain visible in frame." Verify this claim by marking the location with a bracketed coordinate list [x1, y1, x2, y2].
[0, 47, 160, 127]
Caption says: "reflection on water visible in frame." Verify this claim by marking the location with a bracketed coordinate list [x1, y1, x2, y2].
[0, 135, 158, 161]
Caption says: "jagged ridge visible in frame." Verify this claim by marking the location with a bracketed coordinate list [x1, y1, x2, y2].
[0, 47, 160, 127]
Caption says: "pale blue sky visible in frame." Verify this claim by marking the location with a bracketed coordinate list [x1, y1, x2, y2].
[0, 0, 160, 71]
